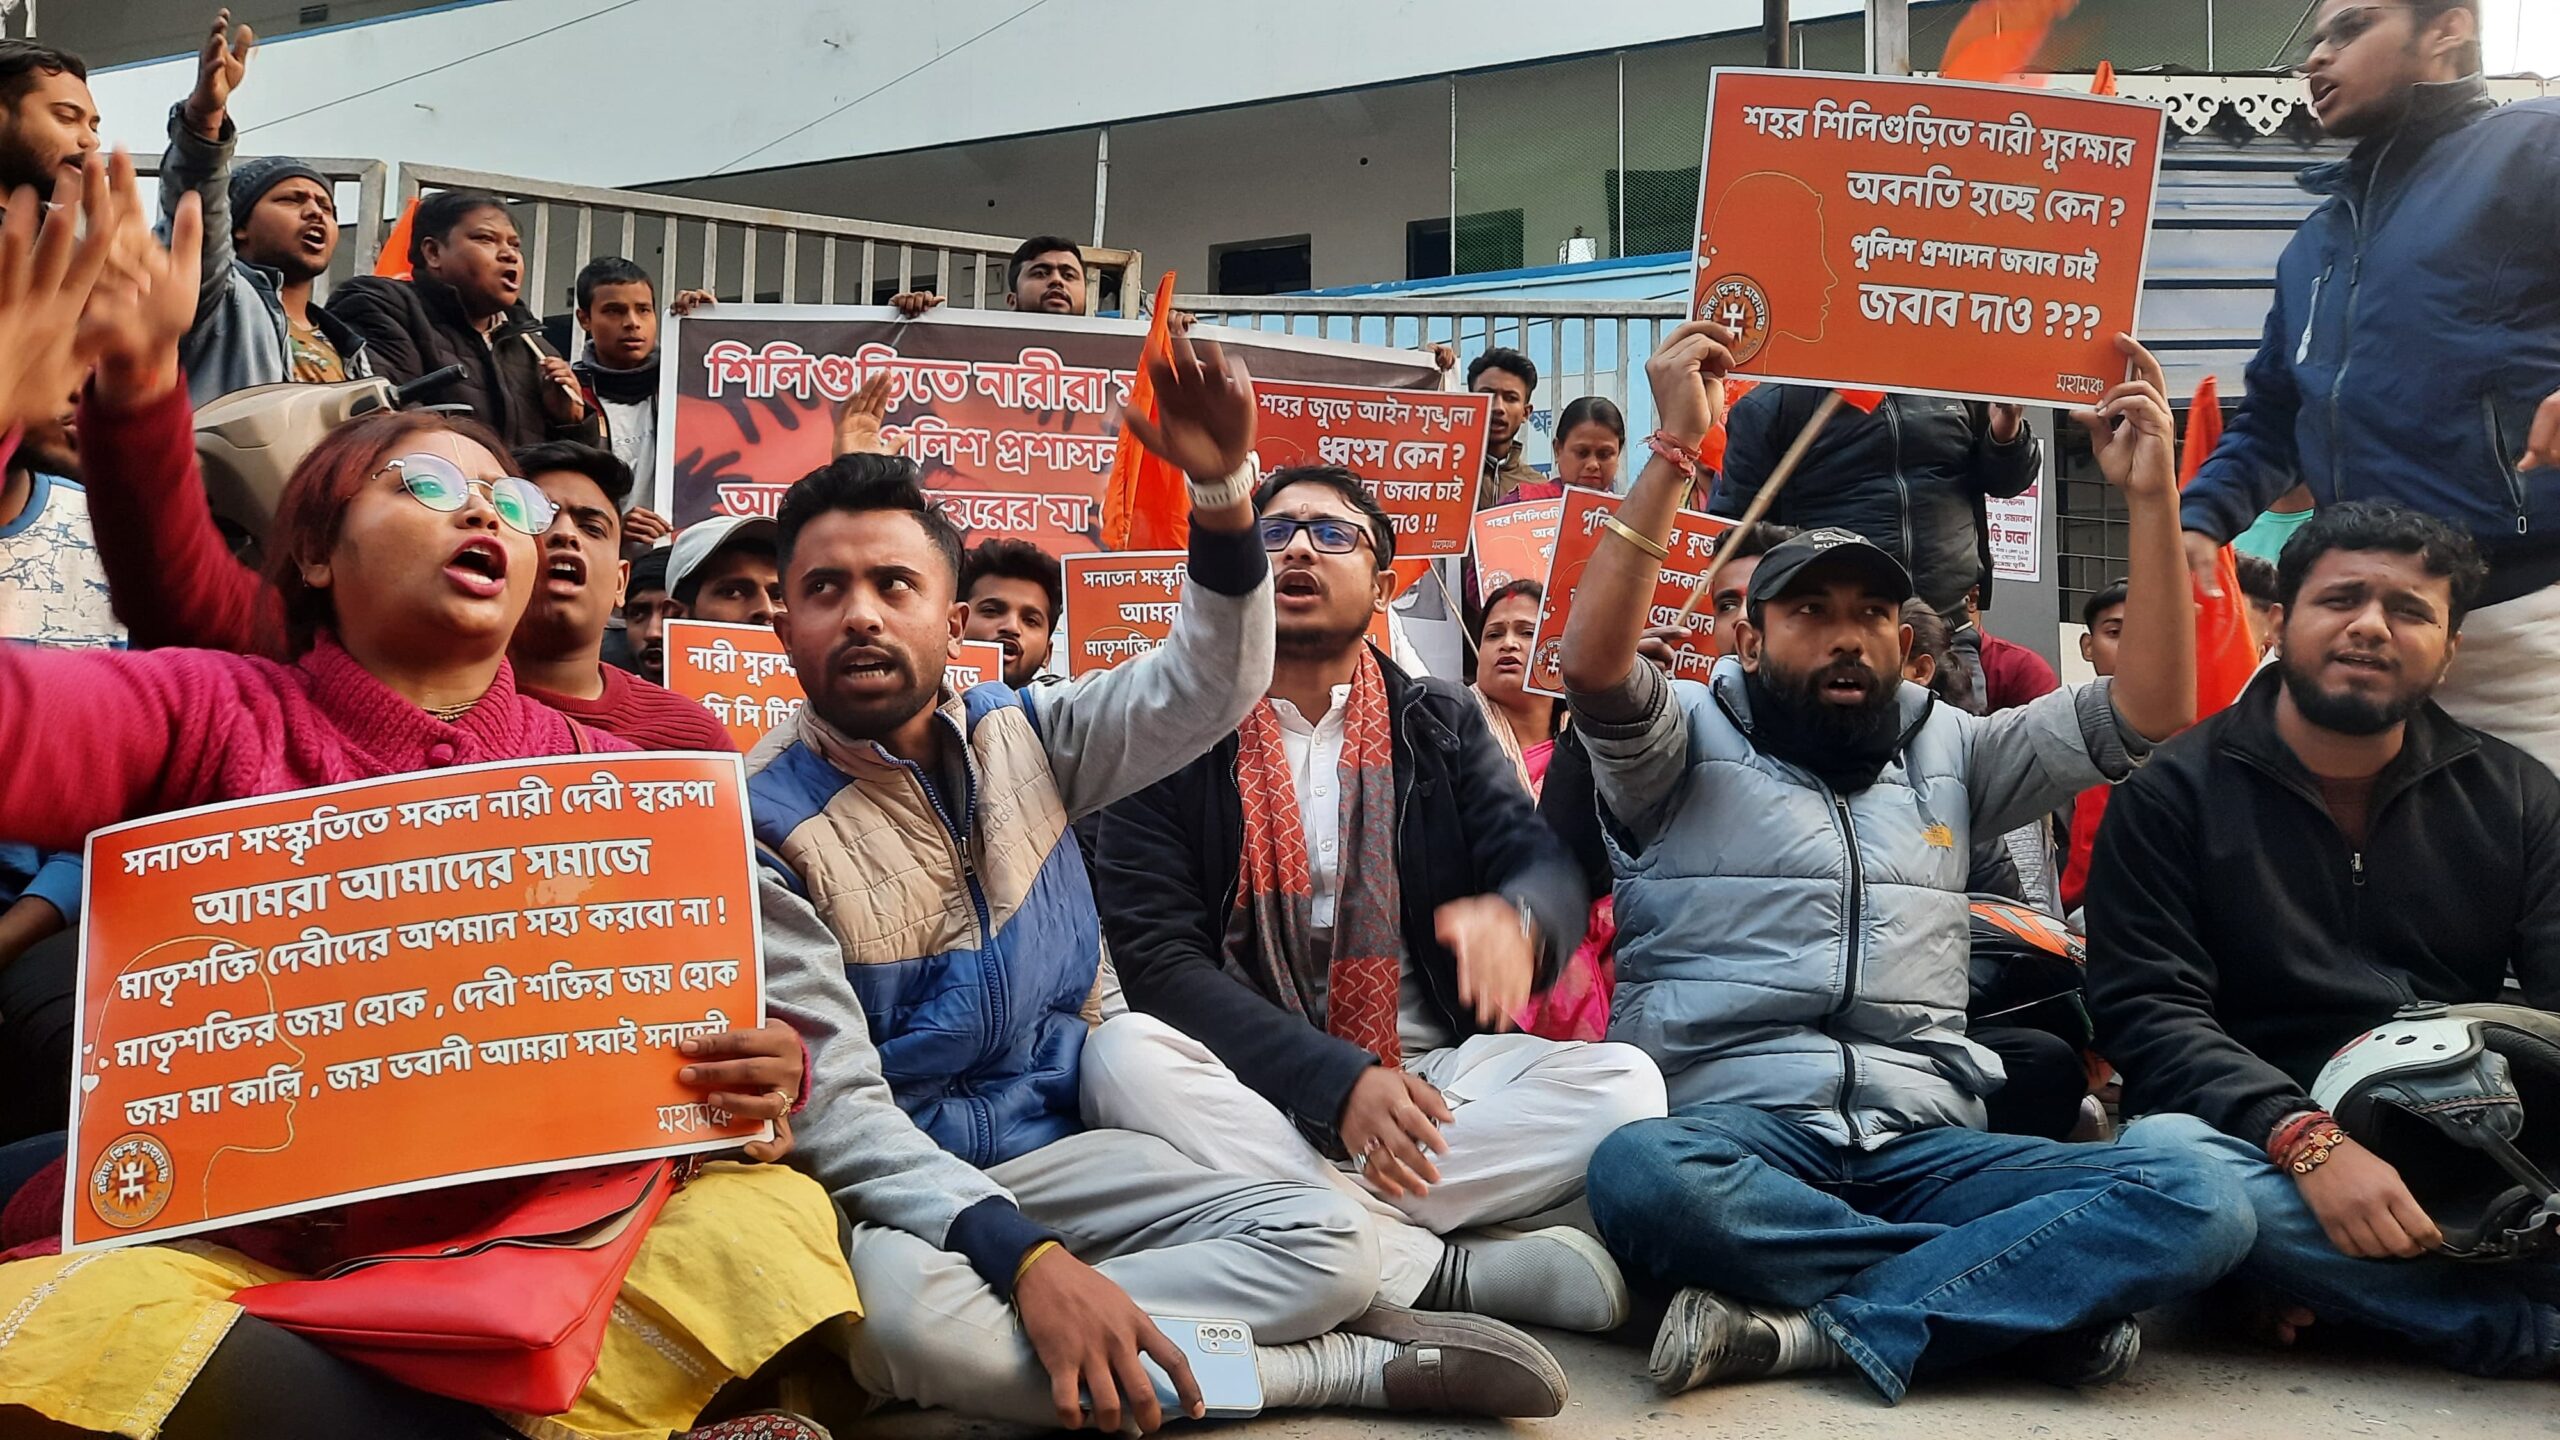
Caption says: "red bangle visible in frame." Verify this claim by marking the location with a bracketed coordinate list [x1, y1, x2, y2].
[2268, 1110, 2328, 1163]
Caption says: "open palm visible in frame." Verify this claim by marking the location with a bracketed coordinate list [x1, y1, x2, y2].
[0, 156, 118, 428]
[77, 151, 204, 385]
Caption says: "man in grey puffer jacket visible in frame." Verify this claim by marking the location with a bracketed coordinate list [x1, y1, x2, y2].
[1561, 321, 2253, 1405]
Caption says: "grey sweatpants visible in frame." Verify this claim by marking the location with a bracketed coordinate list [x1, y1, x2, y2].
[841, 1127, 1378, 1424]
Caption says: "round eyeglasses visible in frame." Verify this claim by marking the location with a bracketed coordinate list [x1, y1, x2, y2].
[379, 453, 559, 537]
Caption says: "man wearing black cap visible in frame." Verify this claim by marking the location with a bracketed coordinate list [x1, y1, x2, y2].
[1559, 322, 2251, 1403]
[155, 9, 371, 406]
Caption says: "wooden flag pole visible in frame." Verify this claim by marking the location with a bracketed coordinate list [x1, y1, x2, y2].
[1671, 389, 1845, 628]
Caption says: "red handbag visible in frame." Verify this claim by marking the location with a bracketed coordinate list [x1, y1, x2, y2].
[233, 1159, 674, 1415]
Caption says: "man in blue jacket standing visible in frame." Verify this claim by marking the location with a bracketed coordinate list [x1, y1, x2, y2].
[2179, 0, 2560, 769]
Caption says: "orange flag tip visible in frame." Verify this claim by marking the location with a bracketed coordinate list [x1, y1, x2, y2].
[1835, 388, 1888, 414]
[372, 197, 418, 280]
[2091, 60, 2119, 96]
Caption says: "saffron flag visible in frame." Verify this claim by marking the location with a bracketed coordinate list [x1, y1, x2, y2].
[1100, 273, 1189, 552]
[2063, 375, 2256, 912]
[1939, 0, 2077, 83]
[372, 198, 418, 280]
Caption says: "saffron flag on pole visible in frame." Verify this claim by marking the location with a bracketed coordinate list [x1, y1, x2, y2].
[1100, 273, 1189, 552]
[2062, 375, 2256, 912]
[1939, 0, 2078, 83]
[372, 198, 418, 281]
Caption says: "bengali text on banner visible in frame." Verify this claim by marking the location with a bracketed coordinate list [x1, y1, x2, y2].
[1061, 550, 1188, 676]
[1527, 487, 1734, 699]
[68, 753, 764, 1251]
[1250, 380, 1491, 560]
[660, 308, 1442, 555]
[1691, 69, 2164, 407]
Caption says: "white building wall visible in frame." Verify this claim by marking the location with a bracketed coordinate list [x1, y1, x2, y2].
[91, 0, 1858, 191]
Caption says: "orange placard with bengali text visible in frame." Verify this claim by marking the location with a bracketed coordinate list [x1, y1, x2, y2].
[664, 619, 802, 751]
[946, 639, 1010, 690]
[68, 754, 764, 1251]
[1527, 487, 1734, 698]
[1472, 499, 1565, 595]
[1062, 551, 1186, 676]
[1250, 381, 1492, 560]
[1691, 69, 2162, 407]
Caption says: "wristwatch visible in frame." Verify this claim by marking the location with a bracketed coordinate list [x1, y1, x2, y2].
[1187, 458, 1259, 511]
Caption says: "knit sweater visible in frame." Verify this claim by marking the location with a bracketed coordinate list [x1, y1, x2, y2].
[0, 632, 632, 855]
[532, 662, 734, 751]
[77, 381, 728, 752]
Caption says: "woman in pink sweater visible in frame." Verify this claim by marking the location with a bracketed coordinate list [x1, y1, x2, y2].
[0, 157, 853, 1440]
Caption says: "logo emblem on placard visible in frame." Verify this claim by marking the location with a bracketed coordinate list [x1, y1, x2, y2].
[1534, 638, 1565, 681]
[1700, 275, 1774, 365]
[89, 1132, 174, 1229]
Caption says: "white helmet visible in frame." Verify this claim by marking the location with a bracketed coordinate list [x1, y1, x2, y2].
[2314, 1003, 2560, 1263]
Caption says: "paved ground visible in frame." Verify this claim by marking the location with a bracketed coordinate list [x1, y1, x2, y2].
[854, 1308, 2555, 1440]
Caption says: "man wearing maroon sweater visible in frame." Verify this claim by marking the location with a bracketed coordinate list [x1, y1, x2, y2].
[77, 394, 730, 752]
[504, 441, 730, 749]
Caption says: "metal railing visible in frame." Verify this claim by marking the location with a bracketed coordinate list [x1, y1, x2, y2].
[1172, 292, 1688, 426]
[396, 163, 1143, 320]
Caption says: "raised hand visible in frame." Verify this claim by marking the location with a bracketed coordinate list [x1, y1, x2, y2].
[832, 370, 907, 458]
[0, 155, 118, 425]
[2071, 334, 2176, 501]
[1644, 318, 1739, 447]
[1013, 1247, 1204, 1432]
[184, 9, 256, 138]
[75, 151, 203, 405]
[1119, 330, 1255, 483]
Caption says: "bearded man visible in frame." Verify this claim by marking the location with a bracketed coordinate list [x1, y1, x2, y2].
[1556, 322, 2253, 1405]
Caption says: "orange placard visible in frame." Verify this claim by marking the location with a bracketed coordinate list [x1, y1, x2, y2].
[1526, 487, 1734, 698]
[664, 619, 802, 751]
[1691, 69, 2163, 407]
[1061, 550, 1187, 676]
[1472, 499, 1566, 594]
[946, 639, 1010, 690]
[68, 754, 764, 1251]
[1249, 381, 1492, 560]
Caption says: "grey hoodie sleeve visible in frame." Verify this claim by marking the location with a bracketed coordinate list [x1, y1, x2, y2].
[1025, 518, 1273, 821]
[1569, 658, 1694, 847]
[157, 103, 239, 330]
[761, 868, 1061, 1295]
[1961, 677, 2153, 838]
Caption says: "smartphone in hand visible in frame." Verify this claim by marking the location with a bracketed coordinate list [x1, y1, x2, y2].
[1084, 1316, 1262, 1421]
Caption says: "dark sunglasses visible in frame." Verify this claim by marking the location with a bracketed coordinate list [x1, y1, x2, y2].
[1257, 515, 1373, 555]
[379, 453, 559, 537]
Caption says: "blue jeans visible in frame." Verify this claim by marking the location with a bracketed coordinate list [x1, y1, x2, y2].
[2122, 1113, 2560, 1378]
[1588, 1102, 2254, 1401]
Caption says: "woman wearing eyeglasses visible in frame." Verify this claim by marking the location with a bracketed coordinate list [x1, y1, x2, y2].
[0, 159, 853, 1440]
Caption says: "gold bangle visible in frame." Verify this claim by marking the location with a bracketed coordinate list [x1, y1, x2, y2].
[1013, 1239, 1062, 1286]
[1599, 514, 1671, 562]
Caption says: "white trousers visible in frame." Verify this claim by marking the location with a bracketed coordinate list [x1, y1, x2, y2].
[2437, 580, 2560, 776]
[1080, 1012, 1668, 1305]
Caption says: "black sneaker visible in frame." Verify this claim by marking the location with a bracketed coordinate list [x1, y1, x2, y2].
[2018, 1316, 2144, 1389]
[1647, 1288, 1786, 1394]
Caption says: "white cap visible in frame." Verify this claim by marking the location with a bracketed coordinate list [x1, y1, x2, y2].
[668, 515, 779, 600]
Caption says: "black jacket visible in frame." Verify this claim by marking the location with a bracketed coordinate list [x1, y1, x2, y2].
[330, 274, 605, 453]
[1713, 384, 2040, 616]
[2086, 670, 2560, 1146]
[1093, 660, 1587, 1149]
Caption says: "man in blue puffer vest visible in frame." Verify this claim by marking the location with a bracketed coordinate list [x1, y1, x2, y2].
[753, 334, 1569, 1433]
[1560, 320, 2254, 1404]
[2179, 0, 2560, 771]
